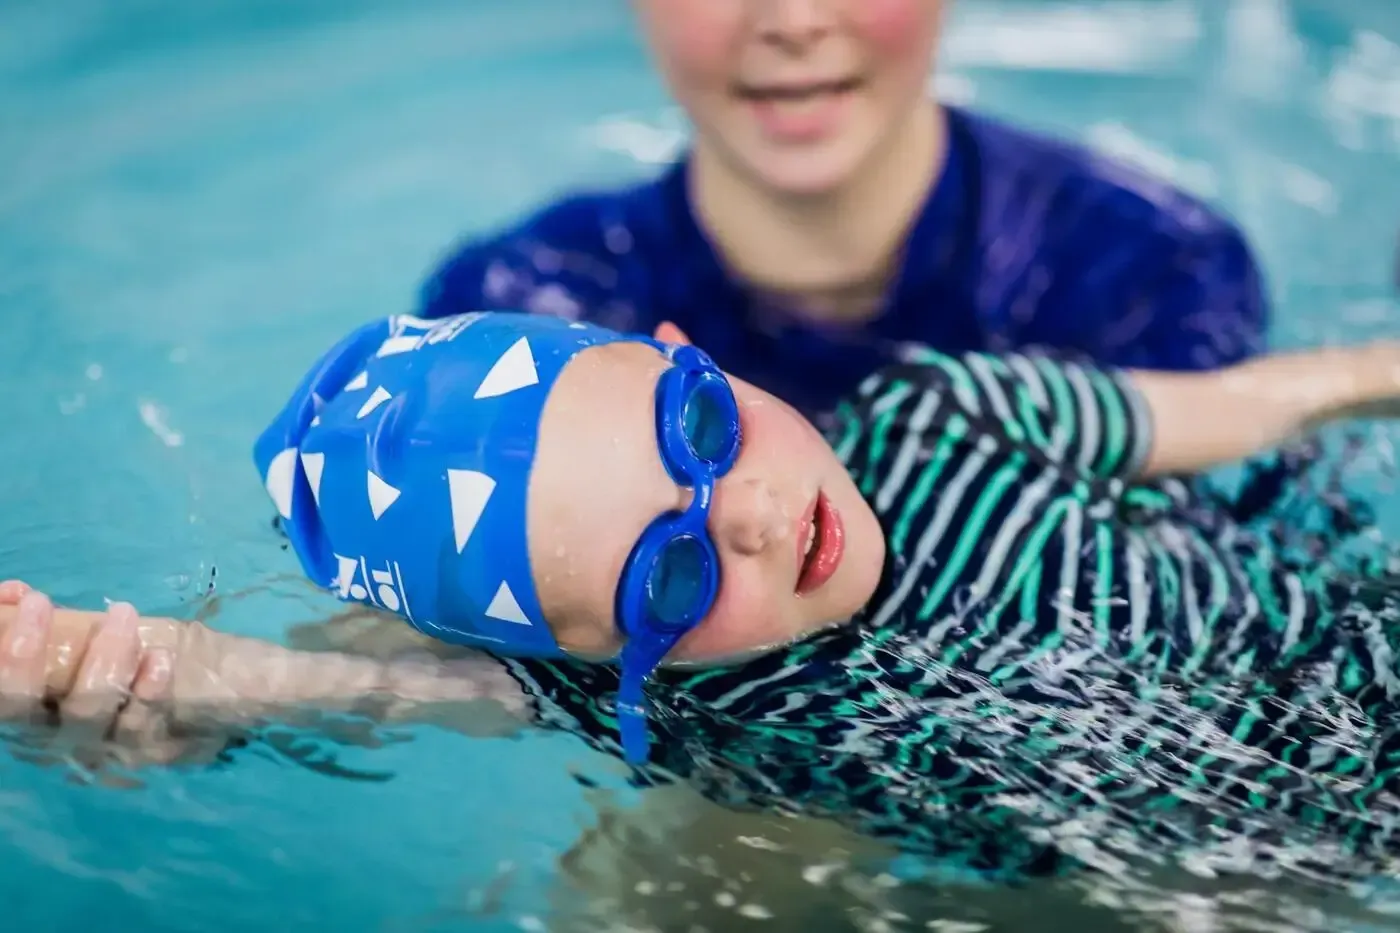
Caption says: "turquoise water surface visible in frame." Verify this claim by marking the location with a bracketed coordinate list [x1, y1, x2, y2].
[2, 1, 1399, 930]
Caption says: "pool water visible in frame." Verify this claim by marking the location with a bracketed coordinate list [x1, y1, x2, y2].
[1, 0, 1398, 930]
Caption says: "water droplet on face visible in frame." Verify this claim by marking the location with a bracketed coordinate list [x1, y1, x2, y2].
[555, 545, 566, 558]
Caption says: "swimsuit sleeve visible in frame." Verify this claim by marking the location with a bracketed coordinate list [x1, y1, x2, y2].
[874, 347, 1153, 482]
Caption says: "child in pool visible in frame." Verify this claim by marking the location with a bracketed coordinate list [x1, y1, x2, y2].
[9, 310, 1399, 883]
[420, 0, 1269, 417]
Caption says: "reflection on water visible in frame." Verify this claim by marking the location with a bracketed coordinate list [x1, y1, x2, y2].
[0, 0, 1398, 931]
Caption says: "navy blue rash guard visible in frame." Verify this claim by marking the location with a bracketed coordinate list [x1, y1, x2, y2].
[418, 105, 1268, 419]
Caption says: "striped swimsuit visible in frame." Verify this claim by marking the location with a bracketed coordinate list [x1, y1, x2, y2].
[505, 350, 1400, 882]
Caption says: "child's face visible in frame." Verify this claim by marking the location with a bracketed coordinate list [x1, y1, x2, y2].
[527, 338, 885, 664]
[632, 0, 943, 196]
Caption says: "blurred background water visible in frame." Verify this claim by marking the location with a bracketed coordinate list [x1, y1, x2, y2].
[0, 0, 1398, 930]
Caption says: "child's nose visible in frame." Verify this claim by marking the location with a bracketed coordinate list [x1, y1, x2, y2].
[710, 476, 788, 557]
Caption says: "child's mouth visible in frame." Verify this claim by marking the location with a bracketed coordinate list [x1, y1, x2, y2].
[796, 491, 844, 595]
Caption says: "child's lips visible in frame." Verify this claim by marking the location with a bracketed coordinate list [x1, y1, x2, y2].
[795, 491, 844, 596]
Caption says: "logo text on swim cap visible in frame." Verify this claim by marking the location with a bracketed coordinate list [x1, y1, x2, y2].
[375, 312, 487, 358]
[334, 553, 415, 620]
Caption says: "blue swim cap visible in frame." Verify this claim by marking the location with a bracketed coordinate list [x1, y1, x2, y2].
[253, 311, 632, 654]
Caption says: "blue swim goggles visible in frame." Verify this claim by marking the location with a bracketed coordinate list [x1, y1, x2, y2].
[614, 341, 741, 764]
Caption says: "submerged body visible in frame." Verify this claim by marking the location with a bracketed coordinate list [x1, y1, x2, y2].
[506, 349, 1400, 880]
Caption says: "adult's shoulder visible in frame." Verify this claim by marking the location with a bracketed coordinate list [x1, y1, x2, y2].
[955, 107, 1267, 366]
[418, 169, 680, 324]
[430, 173, 667, 275]
[957, 106, 1252, 258]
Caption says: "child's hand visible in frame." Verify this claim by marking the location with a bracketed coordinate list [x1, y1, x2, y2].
[1330, 340, 1400, 424]
[1133, 339, 1400, 476]
[0, 582, 191, 774]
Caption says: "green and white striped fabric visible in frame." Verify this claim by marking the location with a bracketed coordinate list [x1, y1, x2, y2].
[505, 349, 1400, 882]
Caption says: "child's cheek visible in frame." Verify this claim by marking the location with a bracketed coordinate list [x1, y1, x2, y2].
[683, 569, 784, 660]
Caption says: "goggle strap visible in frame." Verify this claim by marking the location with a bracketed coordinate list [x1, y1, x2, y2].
[615, 635, 681, 765]
[616, 672, 650, 764]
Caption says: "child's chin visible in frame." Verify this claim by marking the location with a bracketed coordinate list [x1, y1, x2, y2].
[669, 623, 797, 668]
[665, 644, 787, 670]
[563, 646, 620, 664]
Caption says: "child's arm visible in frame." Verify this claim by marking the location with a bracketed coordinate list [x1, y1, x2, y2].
[0, 590, 529, 761]
[1129, 342, 1400, 476]
[878, 341, 1400, 481]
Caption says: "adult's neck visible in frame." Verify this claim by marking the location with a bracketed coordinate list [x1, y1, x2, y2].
[689, 101, 946, 322]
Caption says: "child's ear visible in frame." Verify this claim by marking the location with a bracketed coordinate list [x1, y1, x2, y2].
[653, 321, 693, 346]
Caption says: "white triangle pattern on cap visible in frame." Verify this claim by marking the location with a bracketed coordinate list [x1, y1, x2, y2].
[265, 448, 298, 520]
[311, 333, 556, 636]
[367, 470, 400, 519]
[467, 340, 543, 633]
[473, 337, 538, 399]
[469, 338, 543, 630]
[461, 339, 542, 632]
[447, 469, 495, 553]
[485, 581, 531, 626]
[377, 335, 420, 357]
[357, 386, 392, 419]
[300, 451, 326, 506]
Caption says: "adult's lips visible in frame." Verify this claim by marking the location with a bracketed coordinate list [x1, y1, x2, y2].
[733, 76, 863, 101]
[733, 75, 864, 143]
